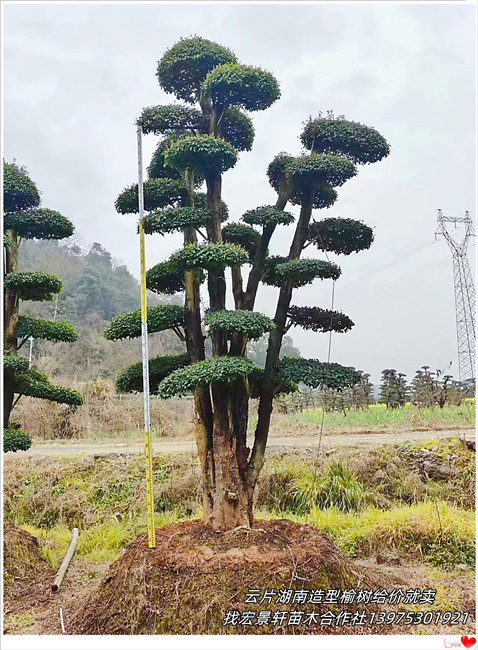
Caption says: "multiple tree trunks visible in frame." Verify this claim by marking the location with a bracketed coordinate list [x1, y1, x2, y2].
[4, 230, 19, 427]
[183, 103, 318, 530]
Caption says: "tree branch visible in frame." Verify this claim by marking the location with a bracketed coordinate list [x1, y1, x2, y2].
[17, 336, 29, 350]
[248, 184, 317, 486]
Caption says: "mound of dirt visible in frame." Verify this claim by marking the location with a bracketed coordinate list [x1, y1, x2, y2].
[3, 522, 54, 601]
[70, 519, 398, 635]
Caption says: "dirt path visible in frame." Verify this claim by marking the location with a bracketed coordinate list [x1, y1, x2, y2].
[22, 427, 475, 457]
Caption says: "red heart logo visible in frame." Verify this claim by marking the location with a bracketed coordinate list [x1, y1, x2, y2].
[461, 637, 476, 649]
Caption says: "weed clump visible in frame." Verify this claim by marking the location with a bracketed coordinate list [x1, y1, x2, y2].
[292, 460, 369, 513]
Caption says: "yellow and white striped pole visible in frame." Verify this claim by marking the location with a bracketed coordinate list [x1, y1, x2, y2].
[137, 126, 155, 548]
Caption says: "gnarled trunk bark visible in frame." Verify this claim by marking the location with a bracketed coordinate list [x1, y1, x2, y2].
[4, 230, 19, 428]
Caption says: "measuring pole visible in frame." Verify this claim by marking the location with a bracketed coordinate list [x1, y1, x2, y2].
[28, 336, 34, 368]
[137, 126, 156, 549]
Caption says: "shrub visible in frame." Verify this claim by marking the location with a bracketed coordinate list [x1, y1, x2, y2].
[3, 428, 31, 452]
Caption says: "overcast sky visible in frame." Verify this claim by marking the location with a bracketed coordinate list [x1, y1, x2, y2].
[3, 2, 476, 387]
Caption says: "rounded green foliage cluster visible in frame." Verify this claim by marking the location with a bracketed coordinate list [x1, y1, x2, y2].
[267, 153, 294, 192]
[202, 63, 280, 111]
[164, 134, 237, 174]
[173, 243, 249, 271]
[3, 428, 31, 453]
[20, 378, 84, 406]
[137, 104, 203, 135]
[115, 179, 188, 214]
[4, 234, 10, 248]
[308, 218, 374, 255]
[104, 305, 185, 340]
[13, 366, 83, 406]
[262, 257, 341, 287]
[266, 154, 338, 208]
[157, 37, 237, 104]
[220, 107, 255, 152]
[286, 154, 357, 189]
[147, 134, 189, 181]
[146, 259, 188, 295]
[116, 353, 190, 393]
[261, 255, 287, 286]
[193, 192, 229, 221]
[3, 162, 40, 213]
[221, 223, 260, 261]
[287, 306, 354, 333]
[15, 316, 78, 342]
[279, 357, 361, 390]
[242, 205, 294, 228]
[308, 185, 338, 210]
[4, 209, 74, 240]
[300, 117, 390, 164]
[205, 309, 274, 340]
[276, 259, 341, 286]
[142, 207, 212, 235]
[4, 271, 62, 301]
[159, 355, 260, 398]
[4, 355, 29, 374]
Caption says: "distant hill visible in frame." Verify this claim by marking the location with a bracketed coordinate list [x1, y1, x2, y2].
[18, 239, 182, 381]
[19, 239, 158, 323]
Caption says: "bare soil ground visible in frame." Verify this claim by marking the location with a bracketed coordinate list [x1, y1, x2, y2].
[20, 427, 476, 457]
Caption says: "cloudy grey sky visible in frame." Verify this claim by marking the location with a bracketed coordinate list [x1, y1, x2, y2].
[3, 2, 476, 387]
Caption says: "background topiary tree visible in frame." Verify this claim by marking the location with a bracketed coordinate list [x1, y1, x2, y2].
[109, 37, 390, 530]
[379, 368, 409, 408]
[3, 162, 83, 450]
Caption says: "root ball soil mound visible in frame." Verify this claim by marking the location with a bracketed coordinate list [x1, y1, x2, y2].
[71, 519, 389, 635]
[3, 522, 54, 601]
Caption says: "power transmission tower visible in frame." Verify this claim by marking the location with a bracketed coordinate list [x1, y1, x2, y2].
[435, 209, 476, 381]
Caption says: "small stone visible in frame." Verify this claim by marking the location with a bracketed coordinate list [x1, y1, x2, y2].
[386, 462, 399, 475]
[457, 564, 468, 571]
[373, 469, 386, 482]
[376, 551, 401, 566]
[422, 460, 453, 480]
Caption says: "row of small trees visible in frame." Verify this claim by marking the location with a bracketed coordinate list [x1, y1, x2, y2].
[275, 366, 475, 414]
[276, 372, 373, 413]
[379, 366, 474, 408]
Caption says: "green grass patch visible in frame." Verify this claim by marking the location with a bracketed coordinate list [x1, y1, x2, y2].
[259, 501, 475, 569]
[292, 460, 370, 513]
[281, 401, 475, 433]
[22, 511, 187, 565]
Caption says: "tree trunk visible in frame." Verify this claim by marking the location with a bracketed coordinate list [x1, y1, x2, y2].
[206, 383, 251, 530]
[182, 172, 215, 521]
[3, 368, 15, 429]
[248, 187, 317, 491]
[4, 230, 20, 428]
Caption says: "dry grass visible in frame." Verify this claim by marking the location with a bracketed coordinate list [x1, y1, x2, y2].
[11, 389, 474, 441]
[13, 377, 194, 440]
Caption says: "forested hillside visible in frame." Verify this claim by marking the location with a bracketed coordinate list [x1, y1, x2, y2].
[18, 239, 183, 381]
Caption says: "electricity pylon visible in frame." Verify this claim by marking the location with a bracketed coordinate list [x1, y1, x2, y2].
[435, 209, 476, 381]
